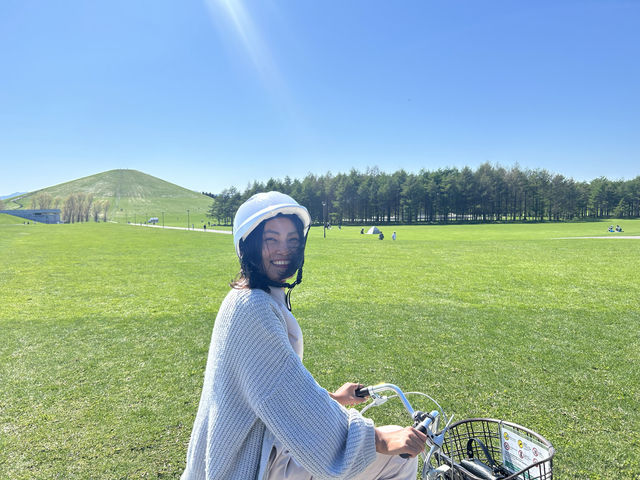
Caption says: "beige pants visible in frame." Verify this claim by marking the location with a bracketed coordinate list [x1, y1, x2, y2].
[264, 427, 419, 480]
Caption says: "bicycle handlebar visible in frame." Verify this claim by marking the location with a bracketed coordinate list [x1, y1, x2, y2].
[399, 410, 440, 458]
[354, 387, 369, 398]
[356, 383, 454, 464]
[354, 383, 416, 416]
[357, 383, 553, 479]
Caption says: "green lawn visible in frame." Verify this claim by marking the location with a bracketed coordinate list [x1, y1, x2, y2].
[1, 220, 639, 479]
[0, 213, 29, 224]
[108, 197, 213, 227]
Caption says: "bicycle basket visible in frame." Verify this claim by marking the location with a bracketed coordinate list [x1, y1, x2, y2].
[433, 418, 554, 480]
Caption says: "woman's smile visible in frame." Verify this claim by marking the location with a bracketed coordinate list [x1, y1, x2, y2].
[271, 259, 290, 267]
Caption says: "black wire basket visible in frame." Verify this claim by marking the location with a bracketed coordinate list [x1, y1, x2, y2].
[432, 418, 555, 480]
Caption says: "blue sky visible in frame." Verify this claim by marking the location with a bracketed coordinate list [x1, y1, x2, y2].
[1, 0, 638, 197]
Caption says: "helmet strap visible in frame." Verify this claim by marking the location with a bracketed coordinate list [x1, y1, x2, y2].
[282, 267, 303, 311]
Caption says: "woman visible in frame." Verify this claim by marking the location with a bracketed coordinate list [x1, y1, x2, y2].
[182, 192, 425, 480]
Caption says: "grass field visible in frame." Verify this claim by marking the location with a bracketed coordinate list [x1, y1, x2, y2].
[1, 220, 639, 479]
[0, 213, 28, 225]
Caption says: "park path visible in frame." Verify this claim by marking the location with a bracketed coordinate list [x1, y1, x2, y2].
[555, 235, 640, 239]
[128, 223, 232, 234]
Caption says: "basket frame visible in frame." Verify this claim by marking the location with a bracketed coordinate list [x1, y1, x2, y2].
[432, 418, 555, 480]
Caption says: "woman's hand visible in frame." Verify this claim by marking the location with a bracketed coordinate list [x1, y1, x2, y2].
[329, 382, 368, 407]
[374, 426, 427, 457]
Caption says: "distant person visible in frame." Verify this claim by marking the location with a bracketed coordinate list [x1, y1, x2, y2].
[379, 232, 384, 240]
[360, 227, 364, 234]
[616, 225, 622, 232]
[392, 231, 396, 241]
[609, 225, 615, 233]
[181, 192, 424, 480]
[203, 224, 206, 231]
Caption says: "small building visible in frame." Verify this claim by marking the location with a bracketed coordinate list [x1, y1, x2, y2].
[0, 209, 61, 224]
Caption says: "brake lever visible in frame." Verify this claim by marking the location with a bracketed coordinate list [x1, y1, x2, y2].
[422, 414, 454, 470]
[432, 414, 455, 448]
[360, 393, 389, 415]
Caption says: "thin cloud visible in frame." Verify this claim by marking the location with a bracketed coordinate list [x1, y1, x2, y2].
[203, 0, 314, 146]
[204, 0, 283, 94]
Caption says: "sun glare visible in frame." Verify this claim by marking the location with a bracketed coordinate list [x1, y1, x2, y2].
[204, 0, 280, 88]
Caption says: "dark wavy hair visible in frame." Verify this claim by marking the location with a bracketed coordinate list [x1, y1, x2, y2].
[231, 213, 306, 294]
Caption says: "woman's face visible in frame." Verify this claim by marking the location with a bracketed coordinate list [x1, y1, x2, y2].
[261, 216, 301, 282]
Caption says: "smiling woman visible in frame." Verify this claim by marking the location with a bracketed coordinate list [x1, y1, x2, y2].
[261, 216, 303, 282]
[229, 192, 310, 297]
[181, 191, 425, 480]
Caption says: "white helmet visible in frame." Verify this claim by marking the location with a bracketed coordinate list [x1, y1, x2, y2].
[233, 191, 311, 257]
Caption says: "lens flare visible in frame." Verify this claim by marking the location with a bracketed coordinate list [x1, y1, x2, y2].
[204, 0, 281, 89]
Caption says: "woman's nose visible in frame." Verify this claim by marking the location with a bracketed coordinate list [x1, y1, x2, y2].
[274, 240, 289, 253]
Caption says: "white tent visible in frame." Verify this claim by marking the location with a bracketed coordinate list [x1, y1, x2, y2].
[366, 226, 381, 234]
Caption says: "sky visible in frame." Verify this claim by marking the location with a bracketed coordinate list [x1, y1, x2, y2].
[1, 0, 639, 197]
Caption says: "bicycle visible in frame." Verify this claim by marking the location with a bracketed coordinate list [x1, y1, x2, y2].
[355, 383, 555, 480]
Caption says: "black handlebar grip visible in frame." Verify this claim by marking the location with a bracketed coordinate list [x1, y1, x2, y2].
[399, 422, 429, 458]
[354, 387, 370, 398]
[415, 424, 428, 434]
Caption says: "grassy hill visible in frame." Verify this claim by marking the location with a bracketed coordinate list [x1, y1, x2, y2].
[6, 169, 214, 226]
[0, 213, 28, 224]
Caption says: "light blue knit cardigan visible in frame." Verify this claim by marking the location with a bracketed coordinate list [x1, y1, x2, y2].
[181, 287, 377, 479]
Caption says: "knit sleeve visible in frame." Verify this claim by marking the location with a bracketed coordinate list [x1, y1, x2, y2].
[228, 290, 377, 479]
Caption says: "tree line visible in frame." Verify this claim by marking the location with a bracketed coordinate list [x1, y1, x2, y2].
[205, 163, 640, 225]
[29, 191, 110, 223]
